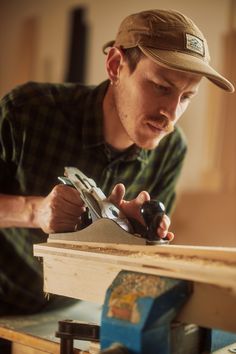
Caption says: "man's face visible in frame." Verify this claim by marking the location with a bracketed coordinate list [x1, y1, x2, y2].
[112, 54, 201, 150]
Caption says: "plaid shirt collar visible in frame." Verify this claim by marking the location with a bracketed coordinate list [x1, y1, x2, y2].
[81, 80, 149, 164]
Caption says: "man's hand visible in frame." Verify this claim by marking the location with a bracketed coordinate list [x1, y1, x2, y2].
[33, 184, 86, 233]
[109, 184, 174, 241]
[31, 182, 174, 241]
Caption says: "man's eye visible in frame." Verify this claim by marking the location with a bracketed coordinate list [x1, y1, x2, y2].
[159, 85, 168, 91]
[181, 95, 191, 102]
[153, 83, 169, 93]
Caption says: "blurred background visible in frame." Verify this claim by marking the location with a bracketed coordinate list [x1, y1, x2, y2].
[0, 0, 235, 246]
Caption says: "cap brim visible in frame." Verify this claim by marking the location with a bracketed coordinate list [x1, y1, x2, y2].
[103, 40, 115, 54]
[140, 46, 235, 93]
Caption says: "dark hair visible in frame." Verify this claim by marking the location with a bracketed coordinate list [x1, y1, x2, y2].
[122, 47, 143, 72]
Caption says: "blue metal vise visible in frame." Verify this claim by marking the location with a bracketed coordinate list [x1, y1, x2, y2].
[56, 270, 210, 353]
[100, 270, 192, 354]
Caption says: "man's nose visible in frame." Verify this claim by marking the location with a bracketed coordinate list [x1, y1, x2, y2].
[159, 96, 180, 121]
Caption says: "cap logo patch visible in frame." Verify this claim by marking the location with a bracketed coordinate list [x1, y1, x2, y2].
[186, 33, 204, 56]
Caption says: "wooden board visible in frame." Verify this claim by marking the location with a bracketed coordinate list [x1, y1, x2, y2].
[34, 232, 236, 333]
[0, 327, 62, 354]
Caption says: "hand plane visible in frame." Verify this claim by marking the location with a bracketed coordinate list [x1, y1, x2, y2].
[49, 167, 169, 245]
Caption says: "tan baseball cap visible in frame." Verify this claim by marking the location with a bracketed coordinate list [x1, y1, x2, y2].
[103, 9, 234, 92]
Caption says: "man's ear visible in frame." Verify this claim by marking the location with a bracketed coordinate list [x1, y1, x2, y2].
[105, 47, 125, 84]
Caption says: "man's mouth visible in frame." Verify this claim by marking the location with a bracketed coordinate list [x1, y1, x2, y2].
[145, 115, 174, 134]
[147, 121, 174, 134]
[147, 122, 164, 133]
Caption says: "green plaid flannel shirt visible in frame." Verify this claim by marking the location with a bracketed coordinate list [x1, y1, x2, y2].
[0, 80, 187, 314]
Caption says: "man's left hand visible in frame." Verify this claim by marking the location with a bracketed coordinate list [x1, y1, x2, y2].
[109, 183, 174, 242]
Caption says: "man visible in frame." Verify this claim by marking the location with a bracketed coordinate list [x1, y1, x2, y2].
[0, 9, 234, 316]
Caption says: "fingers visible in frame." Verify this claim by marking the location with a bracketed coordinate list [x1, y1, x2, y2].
[134, 191, 151, 207]
[157, 214, 175, 241]
[108, 184, 126, 207]
[158, 214, 170, 237]
[52, 185, 85, 214]
[52, 184, 84, 207]
[36, 184, 86, 233]
[166, 232, 175, 242]
[120, 190, 150, 224]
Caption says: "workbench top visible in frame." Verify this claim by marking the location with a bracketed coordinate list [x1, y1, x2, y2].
[0, 300, 101, 353]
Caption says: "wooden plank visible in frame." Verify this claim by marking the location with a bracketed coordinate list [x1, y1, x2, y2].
[0, 327, 62, 354]
[34, 239, 236, 333]
[35, 240, 236, 290]
[0, 326, 85, 354]
[12, 342, 53, 354]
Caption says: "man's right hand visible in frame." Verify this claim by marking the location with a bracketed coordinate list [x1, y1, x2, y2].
[0, 185, 85, 234]
[33, 184, 86, 233]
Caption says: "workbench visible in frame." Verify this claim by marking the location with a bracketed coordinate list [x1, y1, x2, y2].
[34, 239, 236, 332]
[32, 225, 236, 353]
[0, 233, 235, 353]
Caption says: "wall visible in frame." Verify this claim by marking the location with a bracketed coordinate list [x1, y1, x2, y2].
[0, 0, 235, 246]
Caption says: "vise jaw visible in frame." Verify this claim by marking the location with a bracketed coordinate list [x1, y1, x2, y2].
[101, 271, 191, 354]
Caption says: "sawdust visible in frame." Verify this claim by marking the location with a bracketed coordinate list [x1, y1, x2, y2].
[58, 243, 236, 268]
